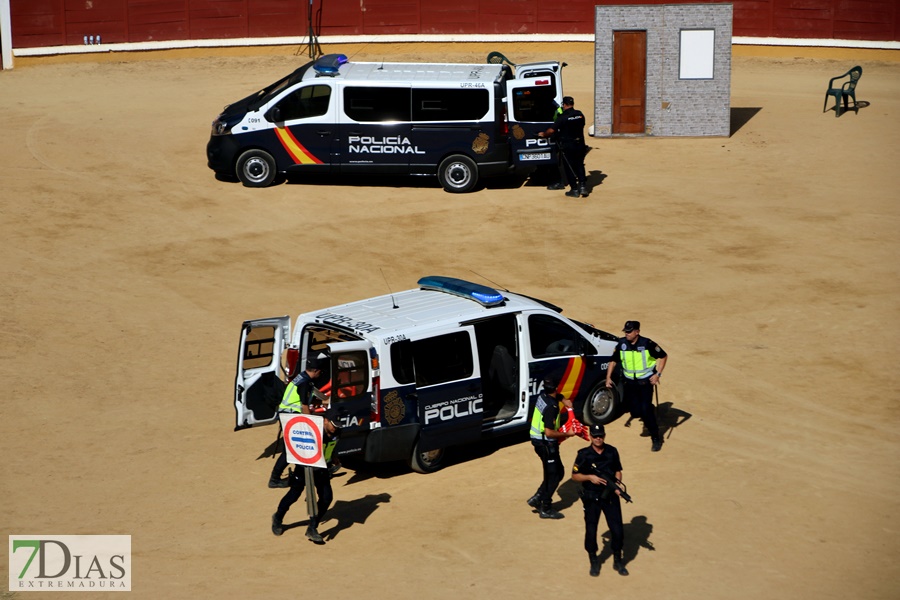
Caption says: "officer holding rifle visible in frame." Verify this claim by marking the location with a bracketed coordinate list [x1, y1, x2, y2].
[571, 424, 630, 577]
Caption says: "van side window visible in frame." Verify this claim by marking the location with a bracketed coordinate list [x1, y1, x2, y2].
[390, 340, 416, 385]
[391, 333, 474, 387]
[412, 332, 474, 387]
[528, 314, 596, 357]
[511, 83, 559, 122]
[412, 88, 489, 121]
[344, 87, 411, 122]
[276, 85, 331, 121]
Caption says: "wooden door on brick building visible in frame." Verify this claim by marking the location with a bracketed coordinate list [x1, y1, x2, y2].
[612, 31, 647, 134]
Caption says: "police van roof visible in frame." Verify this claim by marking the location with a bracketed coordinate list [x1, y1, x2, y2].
[297, 277, 553, 339]
[306, 59, 507, 84]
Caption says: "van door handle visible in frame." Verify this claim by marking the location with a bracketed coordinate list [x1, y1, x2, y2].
[316, 130, 332, 136]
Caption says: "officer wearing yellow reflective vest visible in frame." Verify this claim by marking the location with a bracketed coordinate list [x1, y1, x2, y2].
[527, 377, 577, 519]
[268, 353, 326, 488]
[271, 410, 339, 543]
[605, 321, 668, 452]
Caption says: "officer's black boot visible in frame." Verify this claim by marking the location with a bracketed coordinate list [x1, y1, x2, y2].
[538, 504, 564, 520]
[613, 553, 629, 576]
[305, 517, 324, 543]
[589, 553, 601, 577]
[651, 437, 663, 452]
[526, 493, 541, 508]
[271, 513, 284, 536]
[268, 476, 290, 488]
[579, 185, 589, 197]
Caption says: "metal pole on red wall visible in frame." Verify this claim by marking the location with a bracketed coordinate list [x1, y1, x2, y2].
[0, 0, 13, 69]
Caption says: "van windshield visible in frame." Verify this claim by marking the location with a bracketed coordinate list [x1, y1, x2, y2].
[224, 63, 315, 116]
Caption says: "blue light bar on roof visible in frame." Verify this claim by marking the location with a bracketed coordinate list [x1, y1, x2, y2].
[417, 276, 505, 307]
[313, 53, 348, 76]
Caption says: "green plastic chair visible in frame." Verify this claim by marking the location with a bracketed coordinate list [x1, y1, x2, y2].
[823, 66, 862, 117]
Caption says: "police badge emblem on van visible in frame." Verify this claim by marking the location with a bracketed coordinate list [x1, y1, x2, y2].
[472, 133, 490, 154]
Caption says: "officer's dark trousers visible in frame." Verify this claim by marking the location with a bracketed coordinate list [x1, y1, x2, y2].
[560, 145, 587, 190]
[582, 495, 624, 556]
[270, 448, 288, 481]
[624, 380, 660, 441]
[276, 467, 333, 523]
[532, 440, 564, 510]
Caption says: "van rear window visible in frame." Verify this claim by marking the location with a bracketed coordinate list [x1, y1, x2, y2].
[511, 85, 559, 123]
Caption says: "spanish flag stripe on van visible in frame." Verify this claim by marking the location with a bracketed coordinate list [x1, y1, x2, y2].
[558, 356, 586, 400]
[275, 127, 323, 165]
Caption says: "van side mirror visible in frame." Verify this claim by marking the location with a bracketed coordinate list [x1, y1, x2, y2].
[267, 106, 282, 123]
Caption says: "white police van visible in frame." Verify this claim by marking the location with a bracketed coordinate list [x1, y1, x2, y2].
[207, 53, 565, 193]
[234, 276, 623, 473]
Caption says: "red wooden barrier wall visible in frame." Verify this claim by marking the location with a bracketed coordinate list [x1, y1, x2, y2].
[9, 0, 899, 49]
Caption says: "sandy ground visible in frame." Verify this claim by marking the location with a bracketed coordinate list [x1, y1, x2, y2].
[2, 42, 899, 599]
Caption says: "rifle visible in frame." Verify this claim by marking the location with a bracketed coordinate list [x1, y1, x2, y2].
[596, 470, 633, 504]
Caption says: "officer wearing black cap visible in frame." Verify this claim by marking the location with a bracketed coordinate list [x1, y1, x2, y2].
[538, 96, 588, 198]
[527, 377, 577, 519]
[268, 352, 328, 488]
[606, 321, 668, 452]
[572, 424, 629, 576]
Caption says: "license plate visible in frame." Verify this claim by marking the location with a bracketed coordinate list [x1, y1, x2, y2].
[519, 152, 550, 161]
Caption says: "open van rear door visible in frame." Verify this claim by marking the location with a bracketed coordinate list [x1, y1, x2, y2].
[234, 316, 290, 430]
[506, 74, 562, 168]
[325, 341, 375, 456]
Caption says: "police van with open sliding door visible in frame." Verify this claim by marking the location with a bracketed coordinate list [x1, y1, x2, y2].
[207, 53, 565, 193]
[234, 276, 623, 473]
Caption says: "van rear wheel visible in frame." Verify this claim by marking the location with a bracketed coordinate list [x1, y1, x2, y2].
[410, 439, 445, 473]
[438, 154, 478, 193]
[582, 383, 621, 425]
[237, 149, 277, 187]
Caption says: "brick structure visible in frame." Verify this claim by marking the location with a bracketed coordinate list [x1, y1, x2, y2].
[594, 4, 733, 137]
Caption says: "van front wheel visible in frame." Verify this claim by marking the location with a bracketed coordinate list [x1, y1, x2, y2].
[438, 155, 478, 193]
[410, 439, 445, 473]
[582, 383, 621, 425]
[237, 149, 277, 187]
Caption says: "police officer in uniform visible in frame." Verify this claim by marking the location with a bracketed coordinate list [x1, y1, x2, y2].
[527, 377, 576, 519]
[268, 353, 326, 488]
[271, 409, 340, 543]
[572, 423, 628, 576]
[538, 96, 588, 198]
[606, 321, 668, 452]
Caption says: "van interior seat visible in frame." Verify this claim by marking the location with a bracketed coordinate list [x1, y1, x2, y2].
[488, 345, 517, 392]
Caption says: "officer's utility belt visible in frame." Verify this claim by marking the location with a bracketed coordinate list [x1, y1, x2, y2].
[623, 376, 653, 386]
[531, 438, 557, 446]
[580, 487, 614, 502]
